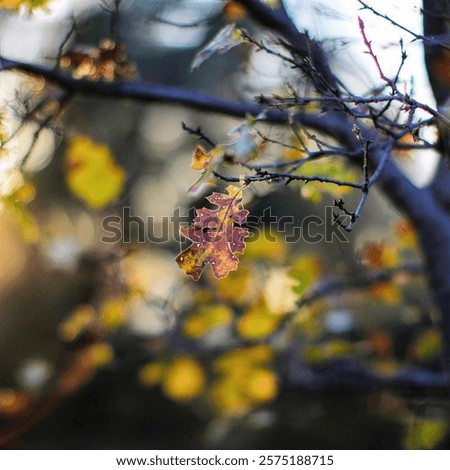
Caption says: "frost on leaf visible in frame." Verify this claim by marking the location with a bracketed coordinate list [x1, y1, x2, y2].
[191, 24, 244, 71]
[176, 185, 249, 280]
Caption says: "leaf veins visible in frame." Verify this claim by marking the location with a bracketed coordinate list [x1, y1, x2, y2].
[176, 185, 249, 280]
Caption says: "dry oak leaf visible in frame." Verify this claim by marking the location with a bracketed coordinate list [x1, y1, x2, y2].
[176, 185, 249, 280]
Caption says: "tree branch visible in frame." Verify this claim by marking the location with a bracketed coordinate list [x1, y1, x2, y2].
[0, 57, 276, 120]
[2, 54, 450, 362]
[235, 0, 339, 94]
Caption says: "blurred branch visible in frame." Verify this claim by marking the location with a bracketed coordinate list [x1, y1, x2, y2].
[423, 0, 450, 106]
[21, 92, 72, 169]
[298, 263, 423, 308]
[235, 0, 339, 94]
[54, 18, 77, 68]
[258, 93, 450, 128]
[151, 14, 220, 28]
[287, 358, 448, 391]
[181, 122, 215, 147]
[0, 57, 279, 120]
[1, 50, 450, 360]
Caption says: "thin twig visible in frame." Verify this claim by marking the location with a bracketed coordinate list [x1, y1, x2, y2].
[358, 0, 450, 50]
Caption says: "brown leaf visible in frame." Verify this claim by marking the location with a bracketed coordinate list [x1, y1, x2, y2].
[176, 185, 249, 280]
[191, 145, 212, 170]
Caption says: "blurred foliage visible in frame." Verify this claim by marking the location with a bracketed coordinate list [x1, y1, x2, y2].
[0, 0, 49, 11]
[60, 39, 137, 82]
[405, 418, 448, 450]
[0, 0, 447, 451]
[3, 182, 39, 242]
[65, 136, 125, 210]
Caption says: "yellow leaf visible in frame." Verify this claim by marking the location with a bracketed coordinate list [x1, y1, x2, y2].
[237, 301, 280, 339]
[24, 0, 49, 9]
[100, 297, 128, 331]
[211, 348, 277, 414]
[214, 345, 274, 373]
[65, 136, 125, 210]
[211, 370, 278, 414]
[210, 378, 250, 416]
[13, 182, 35, 203]
[191, 145, 212, 170]
[283, 131, 309, 162]
[244, 368, 277, 403]
[245, 231, 287, 262]
[0, 0, 21, 8]
[0, 0, 49, 10]
[188, 145, 224, 194]
[87, 343, 114, 367]
[5, 199, 39, 242]
[211, 264, 252, 304]
[405, 418, 448, 449]
[183, 305, 233, 338]
[3, 181, 39, 242]
[58, 305, 96, 342]
[162, 357, 206, 401]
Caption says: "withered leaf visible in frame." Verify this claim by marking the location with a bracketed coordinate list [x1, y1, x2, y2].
[59, 39, 137, 82]
[176, 185, 249, 280]
[191, 145, 212, 171]
[191, 24, 244, 71]
[188, 145, 224, 194]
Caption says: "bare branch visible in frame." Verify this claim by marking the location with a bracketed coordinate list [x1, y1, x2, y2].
[358, 0, 450, 50]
